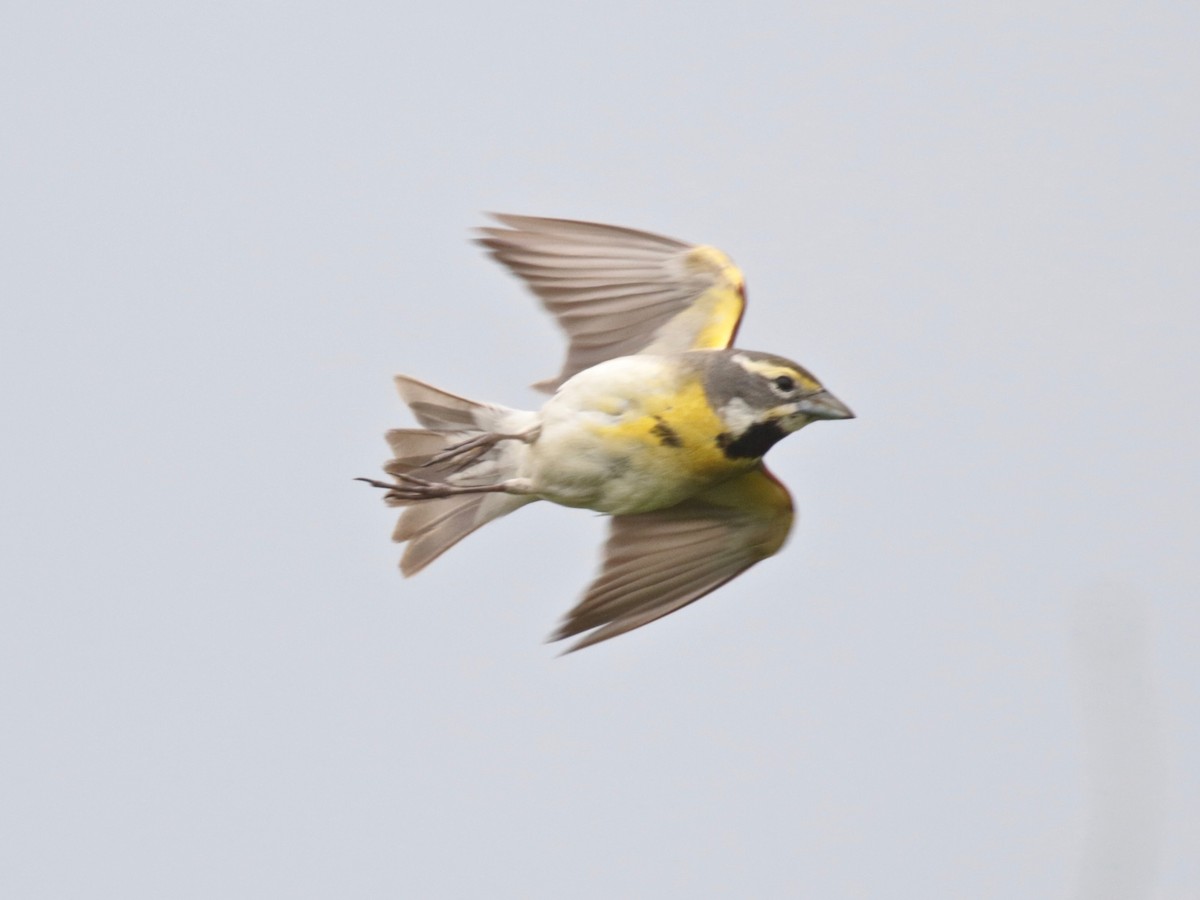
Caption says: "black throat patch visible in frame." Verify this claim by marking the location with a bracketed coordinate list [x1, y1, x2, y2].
[716, 420, 785, 459]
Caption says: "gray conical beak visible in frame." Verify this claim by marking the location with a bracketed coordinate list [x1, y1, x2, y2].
[794, 390, 855, 421]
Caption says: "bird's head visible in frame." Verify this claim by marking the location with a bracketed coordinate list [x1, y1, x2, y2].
[697, 350, 854, 459]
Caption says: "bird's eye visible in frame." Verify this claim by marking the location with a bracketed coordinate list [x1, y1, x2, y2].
[772, 375, 796, 393]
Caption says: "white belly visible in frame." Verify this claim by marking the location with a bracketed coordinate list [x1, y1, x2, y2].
[521, 356, 710, 515]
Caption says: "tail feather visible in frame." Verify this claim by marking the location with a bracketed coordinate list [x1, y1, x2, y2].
[383, 429, 497, 484]
[396, 492, 529, 575]
[385, 428, 447, 461]
[372, 375, 539, 573]
[393, 375, 517, 432]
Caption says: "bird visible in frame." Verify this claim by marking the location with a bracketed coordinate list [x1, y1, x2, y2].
[359, 214, 853, 652]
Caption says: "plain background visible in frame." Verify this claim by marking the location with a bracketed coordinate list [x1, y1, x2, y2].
[3, 2, 1197, 897]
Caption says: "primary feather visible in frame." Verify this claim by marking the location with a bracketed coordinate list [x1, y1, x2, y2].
[477, 214, 747, 391]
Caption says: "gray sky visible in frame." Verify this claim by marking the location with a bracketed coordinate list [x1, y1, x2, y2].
[3, 2, 1198, 897]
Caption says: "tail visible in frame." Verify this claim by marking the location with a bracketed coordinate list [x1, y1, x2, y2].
[374, 375, 538, 575]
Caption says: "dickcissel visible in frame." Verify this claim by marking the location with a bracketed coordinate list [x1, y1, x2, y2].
[360, 214, 853, 651]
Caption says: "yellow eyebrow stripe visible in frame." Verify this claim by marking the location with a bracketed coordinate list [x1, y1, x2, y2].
[734, 357, 822, 393]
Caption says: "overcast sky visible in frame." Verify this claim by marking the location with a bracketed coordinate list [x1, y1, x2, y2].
[3, 2, 1198, 897]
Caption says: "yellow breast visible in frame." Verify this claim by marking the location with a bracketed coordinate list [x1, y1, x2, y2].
[529, 356, 757, 514]
[585, 376, 753, 483]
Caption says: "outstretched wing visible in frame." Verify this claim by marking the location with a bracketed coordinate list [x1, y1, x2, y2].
[551, 466, 794, 652]
[477, 214, 746, 392]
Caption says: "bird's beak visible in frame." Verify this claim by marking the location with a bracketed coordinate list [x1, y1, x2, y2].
[793, 390, 855, 421]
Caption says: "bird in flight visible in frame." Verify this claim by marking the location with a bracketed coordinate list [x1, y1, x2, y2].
[360, 214, 853, 651]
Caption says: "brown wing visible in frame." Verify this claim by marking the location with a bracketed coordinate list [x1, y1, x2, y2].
[551, 466, 794, 652]
[477, 214, 747, 392]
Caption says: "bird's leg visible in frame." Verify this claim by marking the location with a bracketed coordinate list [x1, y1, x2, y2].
[423, 426, 541, 467]
[355, 473, 534, 501]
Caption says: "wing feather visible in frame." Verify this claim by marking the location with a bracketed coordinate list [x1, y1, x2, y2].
[489, 213, 687, 248]
[552, 466, 794, 652]
[478, 214, 747, 391]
